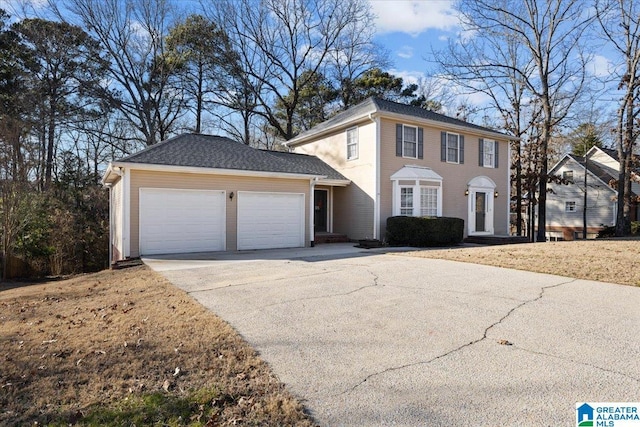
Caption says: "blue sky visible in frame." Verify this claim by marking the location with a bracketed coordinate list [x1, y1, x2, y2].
[369, 0, 459, 77]
[368, 0, 617, 113]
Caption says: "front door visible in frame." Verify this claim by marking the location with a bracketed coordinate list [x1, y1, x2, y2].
[314, 189, 328, 232]
[475, 192, 487, 232]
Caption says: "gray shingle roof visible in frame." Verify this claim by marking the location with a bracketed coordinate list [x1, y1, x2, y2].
[568, 154, 616, 187]
[288, 96, 511, 144]
[117, 133, 347, 180]
[262, 150, 347, 180]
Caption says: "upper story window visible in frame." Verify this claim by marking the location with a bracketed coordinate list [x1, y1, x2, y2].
[396, 124, 423, 159]
[403, 125, 417, 158]
[565, 201, 577, 212]
[563, 170, 574, 181]
[346, 127, 358, 160]
[478, 138, 499, 168]
[447, 133, 461, 163]
[440, 132, 464, 164]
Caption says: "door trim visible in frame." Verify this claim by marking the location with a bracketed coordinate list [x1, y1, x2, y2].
[467, 176, 496, 236]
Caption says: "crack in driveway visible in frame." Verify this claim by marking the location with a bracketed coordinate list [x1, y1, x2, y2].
[257, 269, 381, 309]
[342, 278, 579, 395]
[511, 345, 640, 383]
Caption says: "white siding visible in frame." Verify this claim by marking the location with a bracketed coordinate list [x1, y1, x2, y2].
[547, 158, 616, 229]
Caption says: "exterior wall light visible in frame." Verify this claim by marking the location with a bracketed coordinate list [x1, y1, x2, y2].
[229, 191, 234, 200]
[464, 189, 469, 196]
[494, 191, 499, 198]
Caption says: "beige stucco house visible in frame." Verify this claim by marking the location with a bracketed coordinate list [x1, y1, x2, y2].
[104, 97, 513, 261]
[286, 97, 513, 241]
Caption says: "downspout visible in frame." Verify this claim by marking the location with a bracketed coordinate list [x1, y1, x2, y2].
[310, 177, 318, 247]
[369, 112, 380, 240]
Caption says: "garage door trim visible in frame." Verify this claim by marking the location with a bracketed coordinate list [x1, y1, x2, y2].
[236, 191, 305, 251]
[139, 187, 226, 255]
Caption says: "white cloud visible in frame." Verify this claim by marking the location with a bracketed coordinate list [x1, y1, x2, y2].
[369, 0, 460, 36]
[590, 54, 613, 77]
[390, 69, 424, 85]
[397, 45, 414, 59]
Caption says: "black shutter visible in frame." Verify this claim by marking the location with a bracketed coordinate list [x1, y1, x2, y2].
[479, 138, 484, 166]
[417, 127, 424, 159]
[440, 132, 446, 162]
[459, 135, 465, 164]
[396, 124, 403, 157]
[494, 140, 499, 168]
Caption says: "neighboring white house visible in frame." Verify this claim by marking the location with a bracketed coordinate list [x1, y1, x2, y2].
[544, 146, 639, 240]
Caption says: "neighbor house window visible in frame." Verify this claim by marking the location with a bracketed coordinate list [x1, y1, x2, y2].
[400, 187, 413, 215]
[447, 132, 461, 163]
[565, 201, 577, 212]
[420, 187, 439, 216]
[483, 139, 495, 168]
[563, 170, 574, 181]
[403, 125, 417, 158]
[346, 127, 358, 160]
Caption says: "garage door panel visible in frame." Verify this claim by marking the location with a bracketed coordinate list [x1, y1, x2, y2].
[139, 189, 226, 255]
[237, 192, 305, 251]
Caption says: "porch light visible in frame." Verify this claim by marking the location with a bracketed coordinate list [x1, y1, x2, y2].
[494, 191, 499, 198]
[464, 189, 469, 196]
[229, 191, 234, 200]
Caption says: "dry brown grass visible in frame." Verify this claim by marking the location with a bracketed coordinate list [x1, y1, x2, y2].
[0, 266, 315, 426]
[406, 239, 640, 286]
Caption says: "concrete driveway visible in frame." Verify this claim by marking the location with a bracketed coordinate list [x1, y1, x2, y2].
[144, 244, 640, 426]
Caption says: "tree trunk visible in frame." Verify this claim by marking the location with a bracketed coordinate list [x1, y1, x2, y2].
[514, 139, 523, 236]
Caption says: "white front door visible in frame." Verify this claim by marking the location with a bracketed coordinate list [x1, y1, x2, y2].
[467, 176, 496, 235]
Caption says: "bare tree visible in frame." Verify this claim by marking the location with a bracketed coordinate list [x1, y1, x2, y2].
[442, 0, 592, 240]
[595, 0, 640, 236]
[58, 0, 185, 146]
[206, 0, 376, 141]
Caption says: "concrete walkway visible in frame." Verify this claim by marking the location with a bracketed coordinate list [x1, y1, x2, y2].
[144, 244, 640, 426]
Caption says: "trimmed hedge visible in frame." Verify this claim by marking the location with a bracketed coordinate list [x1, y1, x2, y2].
[386, 216, 464, 247]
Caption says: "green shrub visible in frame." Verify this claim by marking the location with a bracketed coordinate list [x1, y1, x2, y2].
[386, 216, 464, 247]
[632, 221, 639, 235]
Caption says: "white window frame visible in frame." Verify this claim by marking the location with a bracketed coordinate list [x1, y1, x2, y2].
[402, 125, 418, 159]
[420, 186, 439, 217]
[400, 187, 414, 215]
[563, 170, 574, 181]
[446, 132, 460, 164]
[483, 139, 495, 168]
[393, 182, 443, 217]
[565, 200, 577, 213]
[346, 127, 358, 160]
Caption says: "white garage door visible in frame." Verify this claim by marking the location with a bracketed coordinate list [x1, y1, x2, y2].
[237, 192, 305, 250]
[139, 188, 226, 255]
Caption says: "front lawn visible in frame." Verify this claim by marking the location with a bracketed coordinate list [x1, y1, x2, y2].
[0, 266, 315, 426]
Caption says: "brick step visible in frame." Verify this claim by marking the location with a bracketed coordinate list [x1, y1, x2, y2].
[314, 233, 351, 244]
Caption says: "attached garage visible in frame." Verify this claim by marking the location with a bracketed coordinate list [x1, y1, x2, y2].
[237, 192, 305, 250]
[103, 134, 349, 261]
[139, 188, 226, 255]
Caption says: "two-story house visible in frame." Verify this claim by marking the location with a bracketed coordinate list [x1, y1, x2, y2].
[103, 97, 514, 261]
[544, 146, 639, 240]
[286, 97, 514, 241]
